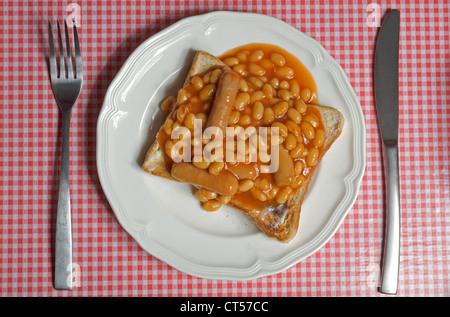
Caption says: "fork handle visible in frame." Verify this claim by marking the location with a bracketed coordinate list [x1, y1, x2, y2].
[54, 109, 73, 290]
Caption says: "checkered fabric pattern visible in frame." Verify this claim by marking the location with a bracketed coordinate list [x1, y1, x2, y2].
[1, 0, 448, 297]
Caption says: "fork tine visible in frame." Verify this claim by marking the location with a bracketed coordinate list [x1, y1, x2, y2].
[73, 22, 83, 78]
[57, 20, 65, 78]
[64, 20, 73, 78]
[48, 20, 57, 79]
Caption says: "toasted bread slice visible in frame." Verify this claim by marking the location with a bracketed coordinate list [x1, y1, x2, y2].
[142, 50, 344, 242]
[226, 104, 344, 242]
[141, 51, 227, 181]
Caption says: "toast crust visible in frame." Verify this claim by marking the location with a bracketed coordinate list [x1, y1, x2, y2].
[141, 49, 344, 242]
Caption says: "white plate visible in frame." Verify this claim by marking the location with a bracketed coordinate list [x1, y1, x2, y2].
[97, 11, 366, 280]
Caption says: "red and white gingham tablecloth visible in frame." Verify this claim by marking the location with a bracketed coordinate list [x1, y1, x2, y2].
[1, 0, 448, 297]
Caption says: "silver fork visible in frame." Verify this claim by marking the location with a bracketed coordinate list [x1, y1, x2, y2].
[48, 19, 83, 290]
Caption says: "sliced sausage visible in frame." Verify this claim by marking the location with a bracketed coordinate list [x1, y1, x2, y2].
[273, 147, 295, 187]
[205, 71, 240, 133]
[171, 162, 239, 196]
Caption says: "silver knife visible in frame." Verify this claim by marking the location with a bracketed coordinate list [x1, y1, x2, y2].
[374, 9, 401, 294]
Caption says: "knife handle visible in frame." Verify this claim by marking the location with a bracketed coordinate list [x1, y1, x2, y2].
[380, 141, 400, 294]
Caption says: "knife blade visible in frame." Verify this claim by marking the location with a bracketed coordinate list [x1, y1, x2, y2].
[374, 9, 401, 295]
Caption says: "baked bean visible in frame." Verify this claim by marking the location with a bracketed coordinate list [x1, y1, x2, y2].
[236, 51, 249, 61]
[248, 77, 264, 88]
[184, 113, 196, 130]
[259, 76, 268, 83]
[249, 50, 264, 62]
[271, 133, 284, 145]
[203, 200, 221, 211]
[273, 101, 289, 117]
[294, 160, 304, 174]
[250, 91, 265, 104]
[196, 113, 207, 126]
[249, 63, 266, 76]
[228, 110, 240, 125]
[284, 133, 297, 150]
[313, 129, 325, 147]
[294, 99, 307, 113]
[252, 101, 264, 120]
[270, 53, 286, 66]
[202, 71, 211, 84]
[199, 188, 217, 200]
[164, 118, 174, 135]
[239, 79, 249, 92]
[278, 89, 292, 101]
[172, 121, 181, 131]
[275, 66, 294, 78]
[199, 84, 216, 100]
[250, 187, 267, 202]
[271, 122, 288, 138]
[210, 69, 222, 84]
[269, 77, 279, 89]
[290, 80, 300, 97]
[290, 143, 308, 159]
[239, 114, 251, 126]
[269, 97, 282, 105]
[306, 147, 319, 166]
[287, 108, 301, 124]
[262, 83, 274, 99]
[259, 58, 274, 69]
[263, 107, 275, 125]
[194, 189, 209, 202]
[239, 179, 255, 192]
[255, 177, 271, 191]
[276, 187, 292, 204]
[177, 103, 189, 123]
[234, 92, 250, 111]
[161, 95, 175, 111]
[233, 64, 248, 76]
[177, 88, 189, 104]
[164, 140, 174, 158]
[209, 161, 225, 175]
[279, 80, 290, 90]
[223, 57, 239, 67]
[192, 157, 210, 169]
[202, 102, 211, 113]
[218, 194, 232, 204]
[304, 114, 320, 128]
[191, 76, 204, 91]
[285, 119, 301, 136]
[300, 88, 311, 102]
[267, 186, 279, 199]
[301, 122, 315, 140]
[291, 174, 305, 188]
